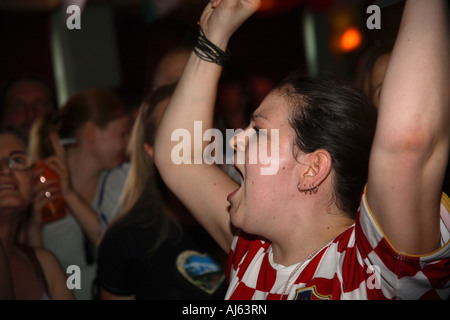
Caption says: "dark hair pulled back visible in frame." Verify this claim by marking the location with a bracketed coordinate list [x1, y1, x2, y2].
[279, 72, 378, 218]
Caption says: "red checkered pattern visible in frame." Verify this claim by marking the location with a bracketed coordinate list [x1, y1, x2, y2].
[225, 193, 450, 300]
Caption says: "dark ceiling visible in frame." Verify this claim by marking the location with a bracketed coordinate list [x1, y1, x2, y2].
[0, 0, 405, 107]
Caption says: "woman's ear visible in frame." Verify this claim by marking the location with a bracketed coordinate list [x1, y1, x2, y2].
[79, 121, 97, 146]
[144, 143, 154, 159]
[298, 149, 332, 191]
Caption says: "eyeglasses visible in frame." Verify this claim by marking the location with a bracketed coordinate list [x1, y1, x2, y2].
[0, 151, 33, 171]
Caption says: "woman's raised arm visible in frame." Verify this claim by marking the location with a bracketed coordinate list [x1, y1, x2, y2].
[154, 0, 261, 251]
[367, 0, 450, 255]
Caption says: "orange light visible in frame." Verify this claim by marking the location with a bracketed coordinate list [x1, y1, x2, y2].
[259, 0, 276, 12]
[339, 27, 362, 52]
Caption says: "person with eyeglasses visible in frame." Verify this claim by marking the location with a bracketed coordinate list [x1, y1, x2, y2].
[0, 127, 73, 299]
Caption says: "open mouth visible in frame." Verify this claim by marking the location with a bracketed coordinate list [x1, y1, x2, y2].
[232, 165, 244, 184]
[227, 188, 239, 202]
[227, 166, 244, 203]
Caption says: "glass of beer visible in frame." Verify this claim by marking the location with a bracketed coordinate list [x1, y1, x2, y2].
[32, 160, 66, 224]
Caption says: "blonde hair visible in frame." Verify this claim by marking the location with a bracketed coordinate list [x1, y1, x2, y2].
[113, 83, 178, 252]
[118, 107, 151, 215]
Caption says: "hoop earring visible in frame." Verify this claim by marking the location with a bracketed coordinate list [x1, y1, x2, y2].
[297, 183, 307, 195]
[298, 183, 318, 195]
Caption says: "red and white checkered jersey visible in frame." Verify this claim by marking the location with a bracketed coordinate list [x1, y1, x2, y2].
[225, 192, 450, 300]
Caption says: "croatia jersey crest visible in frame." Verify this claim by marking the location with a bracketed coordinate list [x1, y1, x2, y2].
[295, 286, 332, 300]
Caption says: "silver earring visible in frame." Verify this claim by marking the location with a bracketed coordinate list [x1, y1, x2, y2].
[298, 183, 318, 195]
[297, 183, 307, 194]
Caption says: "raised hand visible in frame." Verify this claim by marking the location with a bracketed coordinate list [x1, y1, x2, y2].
[199, 0, 261, 50]
[46, 132, 73, 199]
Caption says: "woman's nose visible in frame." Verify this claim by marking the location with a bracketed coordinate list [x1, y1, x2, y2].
[230, 127, 253, 152]
[0, 158, 12, 175]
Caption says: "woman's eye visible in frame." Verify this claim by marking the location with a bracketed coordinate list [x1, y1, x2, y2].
[9, 154, 31, 169]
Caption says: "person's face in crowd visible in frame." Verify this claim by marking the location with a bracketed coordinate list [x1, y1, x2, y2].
[3, 81, 54, 137]
[0, 133, 32, 214]
[91, 115, 131, 170]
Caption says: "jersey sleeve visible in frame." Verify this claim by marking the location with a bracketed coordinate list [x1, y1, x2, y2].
[356, 190, 450, 299]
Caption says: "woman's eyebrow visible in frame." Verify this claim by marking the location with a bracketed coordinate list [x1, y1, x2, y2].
[8, 150, 27, 155]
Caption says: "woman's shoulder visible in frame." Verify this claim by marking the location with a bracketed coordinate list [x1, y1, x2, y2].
[33, 247, 74, 299]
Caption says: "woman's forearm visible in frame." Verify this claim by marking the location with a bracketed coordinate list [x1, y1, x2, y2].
[64, 191, 99, 245]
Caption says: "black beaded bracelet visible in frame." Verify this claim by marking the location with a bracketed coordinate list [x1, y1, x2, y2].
[193, 24, 231, 67]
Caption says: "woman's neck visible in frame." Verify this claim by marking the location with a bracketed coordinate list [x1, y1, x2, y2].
[270, 203, 354, 267]
[66, 148, 102, 204]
